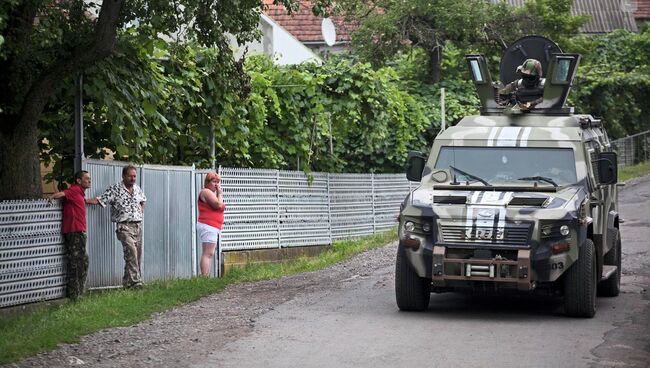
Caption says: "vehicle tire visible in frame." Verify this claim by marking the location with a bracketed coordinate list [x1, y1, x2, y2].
[564, 239, 597, 318]
[395, 246, 430, 311]
[598, 228, 621, 297]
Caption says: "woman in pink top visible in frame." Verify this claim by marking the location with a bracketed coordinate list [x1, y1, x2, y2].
[197, 172, 225, 276]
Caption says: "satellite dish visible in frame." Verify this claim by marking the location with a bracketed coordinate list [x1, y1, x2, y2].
[321, 18, 337, 47]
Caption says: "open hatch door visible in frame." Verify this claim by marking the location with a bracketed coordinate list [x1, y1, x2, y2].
[537, 53, 581, 110]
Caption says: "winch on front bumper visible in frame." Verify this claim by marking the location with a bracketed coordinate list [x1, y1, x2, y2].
[431, 246, 533, 290]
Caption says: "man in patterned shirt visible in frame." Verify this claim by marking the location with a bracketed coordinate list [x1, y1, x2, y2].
[95, 164, 147, 289]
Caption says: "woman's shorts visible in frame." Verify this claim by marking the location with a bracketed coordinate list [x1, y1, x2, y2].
[197, 222, 220, 244]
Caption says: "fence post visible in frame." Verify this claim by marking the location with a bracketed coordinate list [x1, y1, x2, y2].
[217, 165, 222, 277]
[190, 164, 197, 276]
[327, 173, 332, 245]
[371, 173, 376, 234]
[277, 169, 281, 249]
[140, 164, 146, 280]
[165, 169, 171, 278]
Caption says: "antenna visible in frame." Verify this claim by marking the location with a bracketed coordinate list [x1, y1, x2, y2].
[321, 18, 337, 47]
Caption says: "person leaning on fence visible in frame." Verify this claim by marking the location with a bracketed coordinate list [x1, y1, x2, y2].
[48, 170, 99, 300]
[93, 164, 147, 289]
[197, 172, 225, 276]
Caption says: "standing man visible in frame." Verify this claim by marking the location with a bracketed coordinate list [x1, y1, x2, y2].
[95, 165, 147, 289]
[48, 170, 99, 301]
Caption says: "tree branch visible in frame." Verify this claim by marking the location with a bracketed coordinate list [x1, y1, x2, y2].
[18, 0, 124, 128]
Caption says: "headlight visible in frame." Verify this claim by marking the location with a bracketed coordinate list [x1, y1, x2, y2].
[540, 221, 572, 238]
[422, 222, 432, 233]
[404, 221, 415, 232]
[560, 225, 570, 236]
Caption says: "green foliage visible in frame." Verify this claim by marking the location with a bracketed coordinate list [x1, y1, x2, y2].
[336, 0, 587, 83]
[40, 39, 430, 186]
[570, 30, 650, 138]
[619, 160, 650, 182]
[0, 228, 396, 365]
[517, 0, 589, 45]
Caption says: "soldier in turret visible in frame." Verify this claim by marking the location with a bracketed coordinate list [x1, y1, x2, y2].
[498, 58, 545, 110]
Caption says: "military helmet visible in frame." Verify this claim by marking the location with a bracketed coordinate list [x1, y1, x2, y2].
[516, 59, 542, 77]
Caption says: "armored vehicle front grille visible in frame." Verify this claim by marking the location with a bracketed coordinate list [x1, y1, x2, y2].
[440, 225, 530, 248]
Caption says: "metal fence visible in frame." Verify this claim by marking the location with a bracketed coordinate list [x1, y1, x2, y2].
[0, 200, 66, 308]
[611, 129, 650, 167]
[0, 159, 410, 307]
[3, 129, 650, 307]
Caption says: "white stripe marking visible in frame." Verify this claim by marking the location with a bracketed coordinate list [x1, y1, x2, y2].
[487, 128, 499, 147]
[497, 192, 513, 231]
[520, 127, 532, 147]
[496, 127, 521, 147]
[465, 192, 480, 228]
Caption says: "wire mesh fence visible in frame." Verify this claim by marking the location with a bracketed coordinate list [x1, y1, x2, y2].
[611, 129, 650, 167]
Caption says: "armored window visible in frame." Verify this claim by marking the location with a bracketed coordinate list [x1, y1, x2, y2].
[552, 57, 574, 84]
[469, 60, 483, 83]
[435, 146, 578, 186]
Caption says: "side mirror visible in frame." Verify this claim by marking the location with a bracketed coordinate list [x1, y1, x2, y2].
[597, 152, 618, 185]
[406, 151, 426, 182]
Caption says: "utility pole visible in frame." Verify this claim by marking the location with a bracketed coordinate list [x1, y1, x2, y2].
[74, 73, 84, 173]
[440, 87, 446, 131]
[209, 120, 216, 169]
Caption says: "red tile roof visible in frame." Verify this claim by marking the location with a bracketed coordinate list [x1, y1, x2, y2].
[635, 0, 650, 18]
[262, 0, 353, 43]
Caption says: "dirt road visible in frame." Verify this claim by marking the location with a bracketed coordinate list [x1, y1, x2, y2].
[11, 176, 650, 368]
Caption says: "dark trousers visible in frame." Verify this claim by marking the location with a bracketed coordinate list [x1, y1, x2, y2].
[63, 232, 88, 300]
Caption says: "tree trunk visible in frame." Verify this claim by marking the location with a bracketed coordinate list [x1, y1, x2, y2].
[0, 116, 42, 200]
[427, 46, 442, 84]
[0, 0, 123, 200]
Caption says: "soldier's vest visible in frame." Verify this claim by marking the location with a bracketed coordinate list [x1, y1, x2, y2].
[515, 78, 545, 103]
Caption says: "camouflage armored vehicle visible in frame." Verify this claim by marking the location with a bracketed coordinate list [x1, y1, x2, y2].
[396, 36, 621, 318]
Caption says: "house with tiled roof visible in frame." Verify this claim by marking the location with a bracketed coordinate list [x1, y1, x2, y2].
[495, 0, 638, 33]
[229, 12, 322, 65]
[262, 0, 354, 54]
[634, 0, 650, 27]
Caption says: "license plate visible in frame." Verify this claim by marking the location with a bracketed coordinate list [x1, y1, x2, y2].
[463, 228, 504, 240]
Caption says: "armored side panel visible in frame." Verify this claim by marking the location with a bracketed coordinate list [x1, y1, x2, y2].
[466, 55, 501, 113]
[538, 53, 581, 111]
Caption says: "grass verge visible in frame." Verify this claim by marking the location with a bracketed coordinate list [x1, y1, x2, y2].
[0, 228, 397, 365]
[620, 161, 650, 182]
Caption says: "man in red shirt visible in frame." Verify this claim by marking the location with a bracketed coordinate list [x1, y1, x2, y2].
[48, 170, 98, 300]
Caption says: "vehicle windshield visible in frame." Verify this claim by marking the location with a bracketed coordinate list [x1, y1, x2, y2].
[435, 146, 578, 186]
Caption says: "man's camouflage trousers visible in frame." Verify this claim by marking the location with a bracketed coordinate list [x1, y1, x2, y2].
[63, 232, 88, 300]
[116, 222, 143, 288]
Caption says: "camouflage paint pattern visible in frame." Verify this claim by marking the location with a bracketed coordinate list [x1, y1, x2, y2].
[116, 222, 143, 288]
[63, 232, 88, 300]
[399, 113, 618, 291]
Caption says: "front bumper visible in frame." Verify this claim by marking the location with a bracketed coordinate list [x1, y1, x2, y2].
[431, 246, 533, 290]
